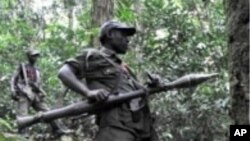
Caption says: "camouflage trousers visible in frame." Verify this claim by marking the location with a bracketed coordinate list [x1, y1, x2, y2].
[95, 126, 159, 141]
[16, 94, 64, 134]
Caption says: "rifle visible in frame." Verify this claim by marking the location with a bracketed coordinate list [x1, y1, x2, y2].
[29, 82, 47, 97]
[17, 73, 218, 129]
[17, 63, 35, 101]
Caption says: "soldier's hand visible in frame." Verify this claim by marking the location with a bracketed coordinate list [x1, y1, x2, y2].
[145, 72, 162, 88]
[86, 89, 109, 103]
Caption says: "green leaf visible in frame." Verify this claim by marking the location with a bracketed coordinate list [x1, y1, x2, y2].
[0, 118, 12, 131]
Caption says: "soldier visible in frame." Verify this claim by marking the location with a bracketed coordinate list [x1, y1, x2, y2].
[58, 21, 159, 141]
[10, 49, 70, 137]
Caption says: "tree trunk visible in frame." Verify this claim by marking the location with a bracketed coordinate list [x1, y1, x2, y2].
[227, 0, 249, 124]
[90, 0, 114, 47]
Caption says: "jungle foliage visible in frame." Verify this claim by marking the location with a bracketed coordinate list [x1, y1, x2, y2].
[0, 0, 229, 141]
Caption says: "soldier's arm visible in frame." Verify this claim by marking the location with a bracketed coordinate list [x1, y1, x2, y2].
[36, 70, 42, 87]
[30, 70, 48, 96]
[58, 64, 91, 97]
[58, 53, 109, 102]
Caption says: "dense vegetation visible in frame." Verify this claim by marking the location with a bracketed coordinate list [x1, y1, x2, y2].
[0, 0, 230, 140]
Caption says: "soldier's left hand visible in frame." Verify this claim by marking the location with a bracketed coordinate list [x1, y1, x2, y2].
[145, 72, 162, 88]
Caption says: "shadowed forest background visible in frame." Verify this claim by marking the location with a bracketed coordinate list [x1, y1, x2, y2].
[0, 0, 248, 141]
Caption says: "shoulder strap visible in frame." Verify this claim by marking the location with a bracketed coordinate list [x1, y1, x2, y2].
[124, 64, 145, 90]
[99, 52, 122, 94]
[124, 65, 138, 80]
[21, 63, 29, 86]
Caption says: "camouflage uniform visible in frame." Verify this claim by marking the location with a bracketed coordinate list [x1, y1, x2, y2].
[14, 63, 48, 117]
[11, 50, 65, 135]
[65, 48, 158, 141]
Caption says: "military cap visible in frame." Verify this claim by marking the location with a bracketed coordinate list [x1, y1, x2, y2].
[99, 20, 136, 44]
[26, 48, 40, 56]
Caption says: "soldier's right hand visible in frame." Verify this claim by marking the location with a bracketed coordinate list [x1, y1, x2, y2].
[86, 89, 109, 103]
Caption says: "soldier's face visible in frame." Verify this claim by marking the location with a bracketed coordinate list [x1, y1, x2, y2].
[28, 55, 39, 64]
[109, 29, 130, 54]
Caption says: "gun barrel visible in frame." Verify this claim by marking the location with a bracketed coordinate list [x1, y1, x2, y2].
[17, 73, 217, 129]
[163, 73, 218, 89]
